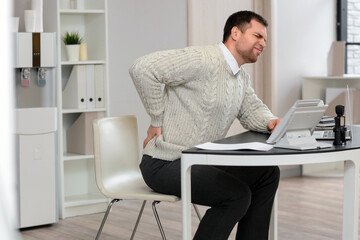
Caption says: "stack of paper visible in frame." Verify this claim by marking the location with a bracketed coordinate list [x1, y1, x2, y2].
[195, 142, 273, 151]
[315, 116, 335, 130]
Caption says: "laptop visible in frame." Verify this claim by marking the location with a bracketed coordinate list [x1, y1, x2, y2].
[313, 85, 353, 140]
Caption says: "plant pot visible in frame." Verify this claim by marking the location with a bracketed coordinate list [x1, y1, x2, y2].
[65, 44, 80, 61]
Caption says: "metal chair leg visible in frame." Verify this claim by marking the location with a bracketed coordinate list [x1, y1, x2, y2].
[192, 204, 202, 221]
[95, 199, 120, 240]
[152, 201, 167, 240]
[130, 200, 147, 240]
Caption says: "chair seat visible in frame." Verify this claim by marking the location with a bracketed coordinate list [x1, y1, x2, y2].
[101, 172, 180, 202]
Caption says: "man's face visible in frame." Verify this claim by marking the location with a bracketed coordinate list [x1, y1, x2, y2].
[234, 19, 267, 64]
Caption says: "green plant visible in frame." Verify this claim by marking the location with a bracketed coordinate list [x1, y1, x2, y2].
[62, 31, 83, 45]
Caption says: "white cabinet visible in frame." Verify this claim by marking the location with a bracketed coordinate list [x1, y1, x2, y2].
[56, 0, 109, 218]
[16, 108, 58, 228]
[302, 75, 360, 176]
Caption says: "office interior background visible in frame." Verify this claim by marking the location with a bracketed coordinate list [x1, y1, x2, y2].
[2, 0, 360, 239]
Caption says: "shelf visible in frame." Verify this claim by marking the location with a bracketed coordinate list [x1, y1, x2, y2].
[304, 75, 360, 80]
[64, 193, 107, 208]
[63, 152, 94, 161]
[62, 108, 106, 114]
[57, 0, 108, 219]
[61, 60, 105, 65]
[60, 9, 105, 14]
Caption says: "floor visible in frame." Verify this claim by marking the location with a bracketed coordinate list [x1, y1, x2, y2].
[20, 176, 355, 240]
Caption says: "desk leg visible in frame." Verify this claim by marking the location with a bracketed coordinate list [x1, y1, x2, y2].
[343, 160, 359, 240]
[269, 192, 278, 240]
[181, 156, 192, 240]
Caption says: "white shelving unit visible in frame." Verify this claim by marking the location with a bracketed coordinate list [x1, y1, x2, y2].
[302, 75, 360, 176]
[56, 0, 109, 218]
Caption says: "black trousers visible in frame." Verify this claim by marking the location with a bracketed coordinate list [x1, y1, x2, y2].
[140, 154, 280, 240]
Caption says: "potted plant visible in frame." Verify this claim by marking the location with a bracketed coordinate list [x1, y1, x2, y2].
[62, 31, 83, 61]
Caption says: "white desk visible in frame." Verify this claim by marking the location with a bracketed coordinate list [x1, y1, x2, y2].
[181, 130, 360, 240]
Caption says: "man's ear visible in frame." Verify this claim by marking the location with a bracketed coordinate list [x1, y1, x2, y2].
[230, 26, 240, 40]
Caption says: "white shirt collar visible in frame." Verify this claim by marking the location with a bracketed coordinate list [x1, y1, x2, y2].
[218, 42, 241, 76]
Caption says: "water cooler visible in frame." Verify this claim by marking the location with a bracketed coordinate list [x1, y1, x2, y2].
[14, 31, 58, 228]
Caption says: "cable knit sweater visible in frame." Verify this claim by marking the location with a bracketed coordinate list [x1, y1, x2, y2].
[129, 44, 276, 161]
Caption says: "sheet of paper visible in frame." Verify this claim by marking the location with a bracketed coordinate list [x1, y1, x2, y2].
[195, 142, 274, 151]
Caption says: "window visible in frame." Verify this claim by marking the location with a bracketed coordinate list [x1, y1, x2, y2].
[337, 0, 360, 74]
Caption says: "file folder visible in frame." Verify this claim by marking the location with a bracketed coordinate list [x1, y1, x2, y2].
[95, 65, 105, 108]
[86, 65, 96, 108]
[62, 65, 86, 109]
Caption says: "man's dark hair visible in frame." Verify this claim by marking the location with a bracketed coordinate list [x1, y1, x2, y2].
[222, 10, 268, 43]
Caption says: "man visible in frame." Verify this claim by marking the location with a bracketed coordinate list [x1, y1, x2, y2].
[130, 10, 281, 240]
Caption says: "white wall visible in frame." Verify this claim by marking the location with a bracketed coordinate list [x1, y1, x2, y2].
[276, 0, 336, 117]
[107, 0, 337, 166]
[107, 0, 187, 143]
[273, 0, 336, 175]
[187, 0, 253, 136]
[188, 0, 253, 45]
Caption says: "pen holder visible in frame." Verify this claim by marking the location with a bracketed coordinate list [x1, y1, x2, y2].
[333, 105, 347, 145]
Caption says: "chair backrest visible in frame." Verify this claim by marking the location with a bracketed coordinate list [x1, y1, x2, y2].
[93, 115, 141, 195]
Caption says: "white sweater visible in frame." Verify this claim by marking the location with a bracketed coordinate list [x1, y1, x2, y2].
[130, 44, 276, 161]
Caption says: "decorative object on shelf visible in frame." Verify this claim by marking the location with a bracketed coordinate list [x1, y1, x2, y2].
[79, 42, 88, 61]
[70, 0, 77, 9]
[327, 41, 345, 76]
[62, 31, 83, 61]
[24, 10, 36, 32]
[60, 0, 78, 9]
[11, 17, 19, 32]
[31, 0, 43, 32]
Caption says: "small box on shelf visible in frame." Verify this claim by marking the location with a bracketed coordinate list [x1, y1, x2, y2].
[66, 111, 104, 155]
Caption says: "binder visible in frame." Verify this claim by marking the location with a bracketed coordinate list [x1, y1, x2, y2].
[95, 65, 105, 108]
[62, 65, 86, 109]
[86, 65, 96, 108]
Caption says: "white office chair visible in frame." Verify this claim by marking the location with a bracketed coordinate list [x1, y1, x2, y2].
[93, 115, 201, 240]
